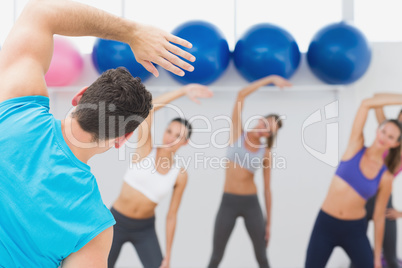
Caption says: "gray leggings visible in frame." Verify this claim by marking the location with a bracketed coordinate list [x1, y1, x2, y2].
[350, 194, 400, 268]
[208, 193, 270, 268]
[108, 207, 163, 268]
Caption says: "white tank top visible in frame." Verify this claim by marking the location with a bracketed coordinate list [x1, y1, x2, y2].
[123, 148, 182, 204]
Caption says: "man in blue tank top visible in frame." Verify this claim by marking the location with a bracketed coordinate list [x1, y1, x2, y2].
[0, 0, 195, 267]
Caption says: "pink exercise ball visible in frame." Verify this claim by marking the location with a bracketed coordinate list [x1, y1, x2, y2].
[45, 37, 83, 87]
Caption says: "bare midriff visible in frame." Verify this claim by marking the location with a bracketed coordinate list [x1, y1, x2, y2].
[321, 175, 367, 220]
[223, 161, 258, 195]
[113, 182, 157, 219]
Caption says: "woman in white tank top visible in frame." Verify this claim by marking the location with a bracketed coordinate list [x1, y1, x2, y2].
[109, 84, 213, 268]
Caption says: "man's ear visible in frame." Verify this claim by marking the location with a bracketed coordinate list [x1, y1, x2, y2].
[115, 132, 134, 149]
[72, 86, 89, 106]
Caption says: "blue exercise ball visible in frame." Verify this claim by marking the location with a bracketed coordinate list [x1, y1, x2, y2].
[170, 21, 230, 85]
[307, 22, 371, 84]
[234, 23, 301, 82]
[92, 38, 153, 82]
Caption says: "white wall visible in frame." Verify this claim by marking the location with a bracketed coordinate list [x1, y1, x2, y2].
[47, 44, 402, 268]
[2, 1, 402, 268]
[0, 0, 14, 46]
[46, 52, 350, 268]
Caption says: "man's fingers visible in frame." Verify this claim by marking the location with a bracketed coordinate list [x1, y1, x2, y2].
[167, 33, 192, 49]
[167, 43, 195, 63]
[138, 59, 159, 77]
[162, 50, 194, 72]
[154, 57, 185, 76]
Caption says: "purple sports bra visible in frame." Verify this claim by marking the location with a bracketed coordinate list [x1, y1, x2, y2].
[335, 147, 387, 200]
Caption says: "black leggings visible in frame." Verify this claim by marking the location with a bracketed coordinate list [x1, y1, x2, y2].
[306, 210, 373, 268]
[208, 193, 269, 268]
[108, 207, 163, 268]
[350, 194, 400, 268]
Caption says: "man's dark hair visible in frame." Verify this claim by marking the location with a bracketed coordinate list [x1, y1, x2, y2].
[171, 117, 192, 139]
[72, 67, 153, 142]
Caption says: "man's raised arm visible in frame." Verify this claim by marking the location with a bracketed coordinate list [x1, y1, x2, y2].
[0, 0, 195, 101]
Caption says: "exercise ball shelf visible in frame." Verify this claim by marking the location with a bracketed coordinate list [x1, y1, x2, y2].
[48, 85, 345, 94]
[146, 85, 345, 93]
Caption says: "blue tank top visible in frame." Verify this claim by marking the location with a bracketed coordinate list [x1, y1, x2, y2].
[226, 132, 266, 173]
[0, 96, 115, 268]
[335, 146, 387, 200]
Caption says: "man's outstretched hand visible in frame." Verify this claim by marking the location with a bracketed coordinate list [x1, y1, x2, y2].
[130, 23, 196, 78]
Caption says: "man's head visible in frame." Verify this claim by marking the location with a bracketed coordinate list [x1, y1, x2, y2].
[71, 67, 152, 150]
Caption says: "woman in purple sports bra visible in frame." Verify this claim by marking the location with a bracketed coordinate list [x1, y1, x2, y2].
[208, 75, 291, 268]
[355, 104, 402, 268]
[305, 94, 402, 268]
